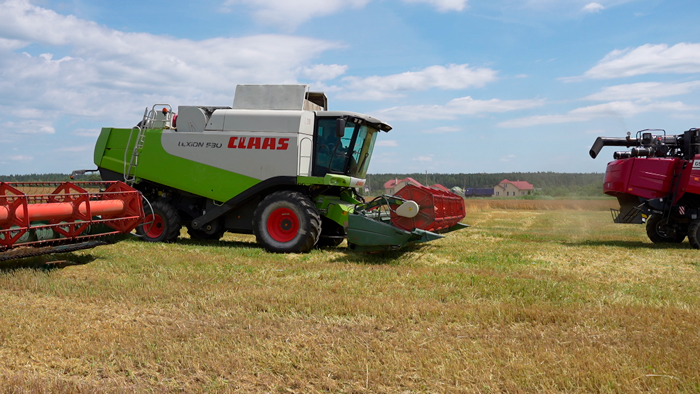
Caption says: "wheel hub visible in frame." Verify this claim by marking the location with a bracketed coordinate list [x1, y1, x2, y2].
[656, 220, 676, 238]
[267, 207, 299, 243]
[144, 214, 165, 238]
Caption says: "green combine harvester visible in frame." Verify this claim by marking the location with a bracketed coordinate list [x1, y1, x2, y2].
[93, 85, 467, 252]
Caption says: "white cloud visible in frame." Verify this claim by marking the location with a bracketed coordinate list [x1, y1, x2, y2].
[72, 129, 101, 137]
[413, 155, 434, 162]
[340, 64, 498, 100]
[376, 140, 399, 147]
[571, 100, 695, 117]
[298, 64, 348, 81]
[0, 0, 342, 138]
[8, 155, 33, 161]
[585, 81, 700, 101]
[582, 2, 605, 12]
[498, 100, 698, 128]
[221, 0, 467, 29]
[573, 43, 700, 80]
[56, 145, 93, 152]
[221, 0, 370, 30]
[422, 126, 461, 134]
[0, 38, 28, 50]
[500, 154, 516, 162]
[375, 96, 545, 121]
[403, 0, 468, 12]
[509, 0, 634, 16]
[1, 120, 55, 134]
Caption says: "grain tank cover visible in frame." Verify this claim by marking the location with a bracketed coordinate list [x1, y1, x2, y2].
[233, 85, 327, 111]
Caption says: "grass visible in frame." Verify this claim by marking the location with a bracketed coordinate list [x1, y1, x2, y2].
[0, 199, 698, 393]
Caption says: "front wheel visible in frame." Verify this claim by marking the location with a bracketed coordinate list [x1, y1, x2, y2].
[137, 201, 182, 242]
[253, 191, 321, 253]
[646, 214, 685, 243]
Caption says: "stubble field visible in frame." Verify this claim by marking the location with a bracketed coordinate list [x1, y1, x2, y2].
[0, 198, 698, 393]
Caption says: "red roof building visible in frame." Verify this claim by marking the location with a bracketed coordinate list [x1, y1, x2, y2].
[383, 177, 422, 194]
[494, 179, 534, 197]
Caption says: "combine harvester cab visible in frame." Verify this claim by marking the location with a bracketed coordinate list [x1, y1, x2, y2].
[590, 128, 700, 248]
[0, 181, 144, 261]
[93, 84, 467, 253]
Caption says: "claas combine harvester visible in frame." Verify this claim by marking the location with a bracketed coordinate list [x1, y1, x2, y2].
[590, 128, 700, 248]
[90, 85, 467, 253]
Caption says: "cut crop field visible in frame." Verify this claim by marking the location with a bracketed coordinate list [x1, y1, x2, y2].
[0, 199, 699, 393]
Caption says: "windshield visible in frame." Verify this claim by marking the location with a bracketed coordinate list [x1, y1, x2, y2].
[313, 117, 378, 179]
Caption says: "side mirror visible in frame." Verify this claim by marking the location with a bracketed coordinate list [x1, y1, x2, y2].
[335, 118, 346, 138]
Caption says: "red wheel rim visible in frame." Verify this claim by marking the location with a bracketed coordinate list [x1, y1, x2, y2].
[144, 214, 165, 238]
[267, 207, 299, 243]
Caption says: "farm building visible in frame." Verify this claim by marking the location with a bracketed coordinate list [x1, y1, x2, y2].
[383, 177, 422, 194]
[493, 179, 534, 197]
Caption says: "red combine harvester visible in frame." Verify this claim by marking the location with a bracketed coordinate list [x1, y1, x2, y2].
[0, 181, 144, 261]
[590, 128, 700, 247]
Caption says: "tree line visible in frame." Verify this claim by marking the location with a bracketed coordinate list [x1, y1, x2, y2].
[0, 172, 607, 197]
[366, 172, 606, 197]
[0, 173, 102, 182]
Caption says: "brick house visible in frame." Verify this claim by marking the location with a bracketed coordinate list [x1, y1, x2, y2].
[493, 179, 534, 197]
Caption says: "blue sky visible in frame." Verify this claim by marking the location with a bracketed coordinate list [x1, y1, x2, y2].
[1, 0, 699, 175]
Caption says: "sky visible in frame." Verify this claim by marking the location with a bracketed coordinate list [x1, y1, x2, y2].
[1, 0, 699, 175]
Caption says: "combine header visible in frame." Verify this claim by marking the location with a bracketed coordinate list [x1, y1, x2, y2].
[93, 84, 467, 252]
[0, 181, 144, 261]
[590, 128, 700, 248]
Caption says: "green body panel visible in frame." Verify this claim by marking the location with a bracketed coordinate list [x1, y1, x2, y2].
[94, 128, 111, 165]
[316, 195, 353, 228]
[298, 174, 351, 187]
[315, 189, 363, 228]
[95, 128, 262, 202]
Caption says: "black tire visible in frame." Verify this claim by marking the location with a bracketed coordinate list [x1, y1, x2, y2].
[186, 224, 225, 241]
[317, 237, 344, 248]
[646, 214, 685, 243]
[253, 191, 321, 253]
[137, 201, 182, 243]
[688, 220, 700, 249]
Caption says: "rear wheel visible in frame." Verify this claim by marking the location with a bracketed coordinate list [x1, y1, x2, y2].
[688, 220, 700, 249]
[137, 201, 182, 242]
[253, 191, 321, 253]
[646, 214, 685, 243]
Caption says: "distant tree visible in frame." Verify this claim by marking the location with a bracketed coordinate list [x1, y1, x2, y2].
[0, 173, 103, 182]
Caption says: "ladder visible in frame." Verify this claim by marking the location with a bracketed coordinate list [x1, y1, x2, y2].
[123, 108, 150, 184]
[123, 104, 174, 184]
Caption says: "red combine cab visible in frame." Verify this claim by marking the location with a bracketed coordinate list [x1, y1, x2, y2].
[590, 128, 700, 247]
